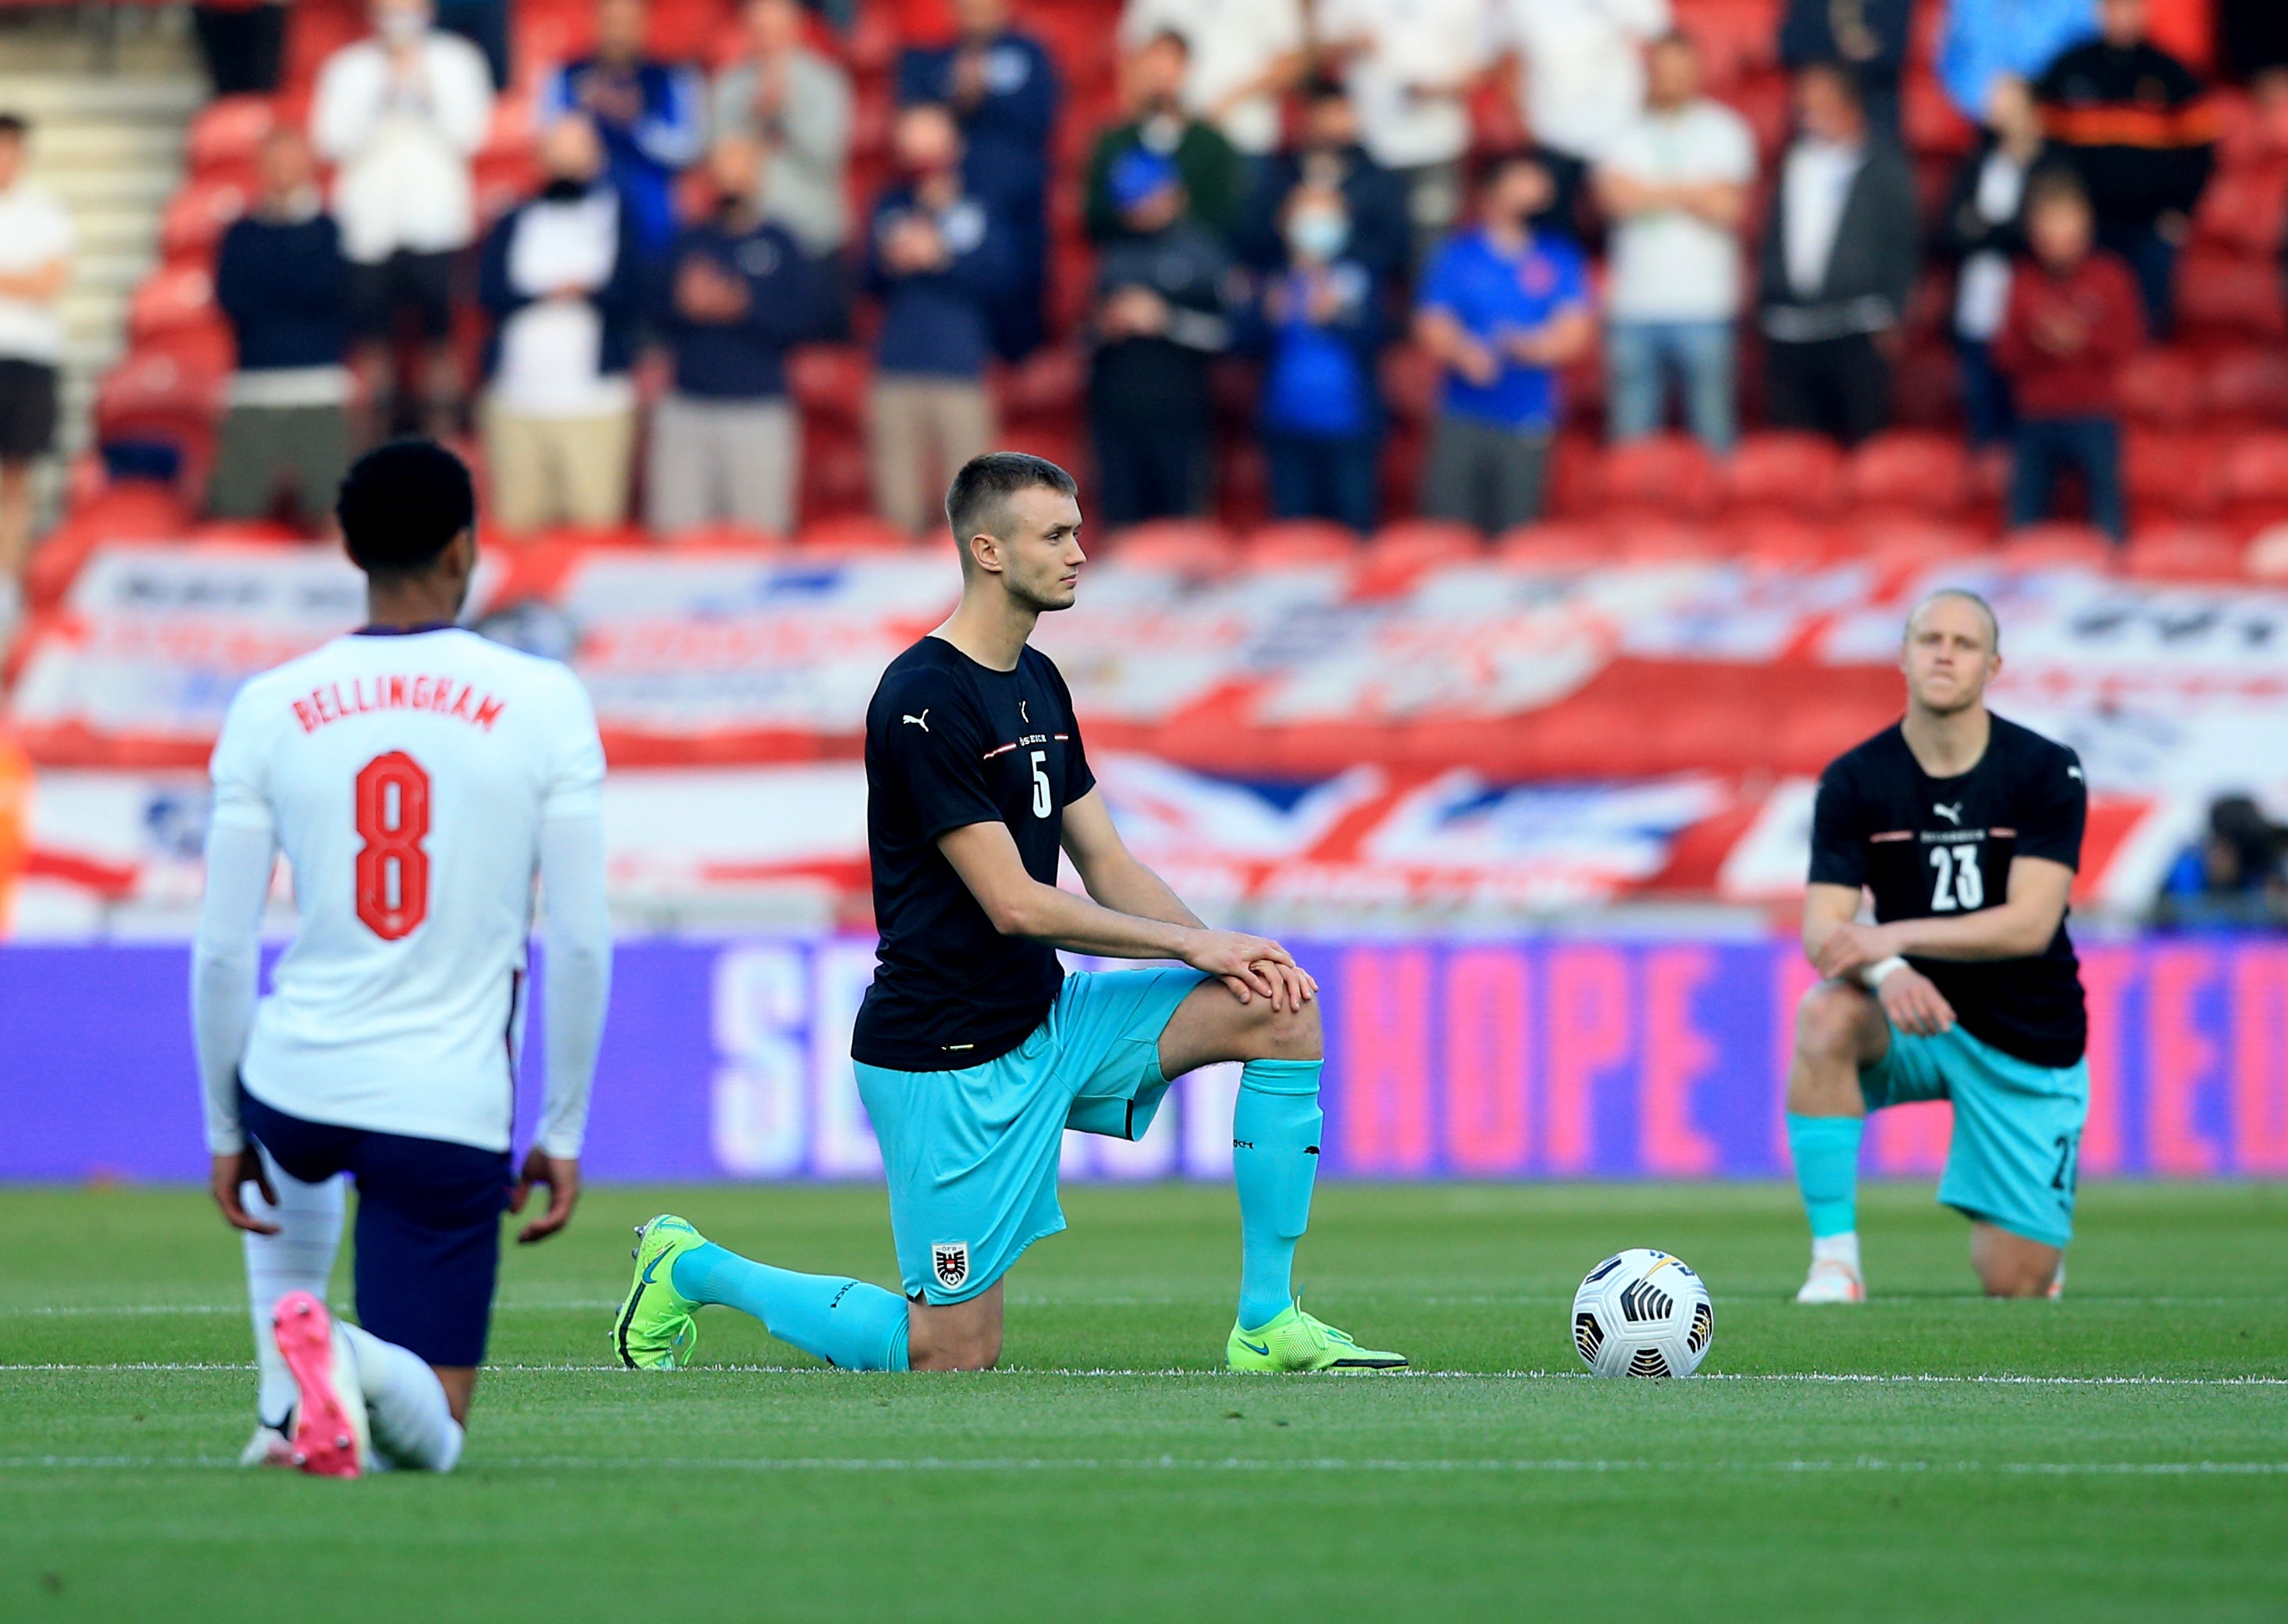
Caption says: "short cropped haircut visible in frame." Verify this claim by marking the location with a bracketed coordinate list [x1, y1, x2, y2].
[336, 438, 477, 579]
[944, 452, 1079, 548]
[1907, 586, 2001, 654]
[1798, 59, 1865, 109]
[1474, 144, 1552, 190]
[0, 114, 28, 142]
[2026, 164, 2091, 216]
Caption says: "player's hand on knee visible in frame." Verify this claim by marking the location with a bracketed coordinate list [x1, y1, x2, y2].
[511, 1149, 581, 1245]
[1181, 930, 1295, 1004]
[1252, 957, 1317, 1012]
[211, 1149, 280, 1235]
[1878, 968, 1955, 1037]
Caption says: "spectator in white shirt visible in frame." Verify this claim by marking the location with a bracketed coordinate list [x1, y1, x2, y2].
[1596, 32, 1755, 452]
[477, 116, 645, 532]
[1117, 0, 1307, 162]
[1316, 0, 1495, 263]
[711, 0, 854, 258]
[1495, 0, 1670, 166]
[312, 0, 494, 439]
[0, 114, 69, 653]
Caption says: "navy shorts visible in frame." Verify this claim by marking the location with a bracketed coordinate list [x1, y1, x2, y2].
[240, 1086, 511, 1368]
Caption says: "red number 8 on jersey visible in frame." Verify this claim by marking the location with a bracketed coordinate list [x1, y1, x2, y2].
[355, 750, 431, 940]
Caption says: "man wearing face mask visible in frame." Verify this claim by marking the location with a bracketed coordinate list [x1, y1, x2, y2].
[865, 105, 1016, 536]
[648, 136, 821, 538]
[1250, 183, 1385, 532]
[1084, 30, 1242, 243]
[312, 0, 494, 440]
[1089, 149, 1235, 529]
[476, 116, 646, 533]
[1239, 77, 1409, 287]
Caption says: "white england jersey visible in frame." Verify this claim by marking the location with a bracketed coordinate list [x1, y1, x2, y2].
[208, 627, 605, 1152]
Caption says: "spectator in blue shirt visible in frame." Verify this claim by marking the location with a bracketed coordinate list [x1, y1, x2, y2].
[1251, 182, 1385, 533]
[1413, 149, 1594, 536]
[648, 135, 821, 538]
[543, 0, 707, 258]
[897, 0, 1057, 358]
[1938, 0, 2097, 126]
[865, 104, 1015, 535]
[208, 126, 351, 528]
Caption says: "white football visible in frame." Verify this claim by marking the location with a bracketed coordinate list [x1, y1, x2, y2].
[1570, 1248, 1714, 1379]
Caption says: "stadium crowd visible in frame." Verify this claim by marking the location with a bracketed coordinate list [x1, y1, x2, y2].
[2, 0, 2287, 650]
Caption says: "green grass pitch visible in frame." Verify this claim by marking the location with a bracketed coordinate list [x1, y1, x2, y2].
[2, 1180, 2284, 1622]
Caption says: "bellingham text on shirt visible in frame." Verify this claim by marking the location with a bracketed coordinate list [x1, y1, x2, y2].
[289, 675, 506, 735]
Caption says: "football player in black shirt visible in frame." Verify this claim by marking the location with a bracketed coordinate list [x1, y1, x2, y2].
[613, 454, 1405, 1375]
[1787, 588, 2090, 1303]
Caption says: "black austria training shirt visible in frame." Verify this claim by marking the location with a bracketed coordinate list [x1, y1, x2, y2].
[1808, 714, 2089, 1068]
[851, 636, 1096, 1071]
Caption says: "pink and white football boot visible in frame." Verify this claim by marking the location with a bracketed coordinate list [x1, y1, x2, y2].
[271, 1291, 370, 1479]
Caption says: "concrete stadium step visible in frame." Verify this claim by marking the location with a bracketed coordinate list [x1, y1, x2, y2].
[0, 20, 204, 526]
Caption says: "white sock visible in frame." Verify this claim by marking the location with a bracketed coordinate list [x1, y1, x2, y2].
[337, 1320, 465, 1473]
[241, 1147, 345, 1429]
[1812, 1231, 1862, 1273]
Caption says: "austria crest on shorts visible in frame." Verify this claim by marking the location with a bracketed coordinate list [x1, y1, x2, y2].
[930, 1241, 971, 1291]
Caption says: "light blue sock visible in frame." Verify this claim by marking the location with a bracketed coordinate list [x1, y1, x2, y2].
[1785, 1113, 1864, 1238]
[1232, 1057, 1324, 1330]
[671, 1243, 911, 1371]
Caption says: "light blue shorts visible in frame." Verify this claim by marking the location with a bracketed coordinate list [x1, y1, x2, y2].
[1861, 1022, 2090, 1248]
[854, 966, 1210, 1304]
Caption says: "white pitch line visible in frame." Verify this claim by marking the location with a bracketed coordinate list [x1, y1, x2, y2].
[0, 1454, 2280, 1476]
[3, 1364, 2285, 1386]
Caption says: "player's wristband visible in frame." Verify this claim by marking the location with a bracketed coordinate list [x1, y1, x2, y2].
[1862, 956, 1909, 988]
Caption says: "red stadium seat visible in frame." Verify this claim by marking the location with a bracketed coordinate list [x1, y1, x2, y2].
[1888, 342, 1965, 427]
[1902, 73, 1974, 158]
[1675, 0, 1780, 88]
[93, 347, 227, 449]
[1612, 516, 1730, 564]
[2219, 431, 2288, 531]
[1848, 430, 1970, 516]
[797, 514, 918, 552]
[1495, 520, 1610, 571]
[2176, 251, 2288, 339]
[2000, 523, 2116, 570]
[1244, 520, 1358, 568]
[187, 95, 279, 174]
[2115, 348, 2204, 428]
[1356, 520, 1481, 594]
[994, 345, 1083, 424]
[1726, 513, 1845, 567]
[795, 436, 871, 525]
[1723, 69, 1791, 157]
[658, 522, 784, 553]
[1856, 517, 1991, 572]
[2125, 522, 2245, 581]
[2193, 164, 2288, 257]
[1541, 433, 1605, 515]
[786, 344, 871, 428]
[1601, 433, 1721, 518]
[160, 175, 253, 265]
[2124, 429, 2225, 517]
[2201, 344, 2288, 426]
[1724, 431, 1847, 516]
[1107, 518, 1233, 572]
[1378, 343, 1440, 424]
[127, 264, 218, 343]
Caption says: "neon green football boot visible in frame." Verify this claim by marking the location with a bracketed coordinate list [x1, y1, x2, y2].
[612, 1214, 707, 1369]
[1226, 1299, 1408, 1373]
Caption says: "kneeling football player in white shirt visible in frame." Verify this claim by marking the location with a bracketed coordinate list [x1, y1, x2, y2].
[191, 439, 611, 1476]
